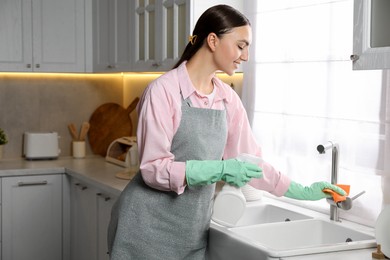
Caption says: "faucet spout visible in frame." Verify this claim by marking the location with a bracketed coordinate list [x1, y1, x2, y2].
[317, 142, 333, 154]
[317, 141, 340, 221]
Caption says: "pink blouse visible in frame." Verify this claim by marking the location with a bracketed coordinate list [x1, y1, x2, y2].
[136, 62, 291, 195]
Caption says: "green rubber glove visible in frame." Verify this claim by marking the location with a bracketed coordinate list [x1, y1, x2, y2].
[284, 181, 347, 201]
[186, 159, 262, 187]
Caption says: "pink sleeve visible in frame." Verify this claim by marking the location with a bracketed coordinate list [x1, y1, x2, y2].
[136, 75, 187, 195]
[249, 162, 291, 196]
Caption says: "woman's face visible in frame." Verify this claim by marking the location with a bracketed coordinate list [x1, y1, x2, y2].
[213, 25, 252, 75]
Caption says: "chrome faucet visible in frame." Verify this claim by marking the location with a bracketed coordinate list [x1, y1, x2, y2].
[317, 141, 366, 222]
[317, 141, 340, 221]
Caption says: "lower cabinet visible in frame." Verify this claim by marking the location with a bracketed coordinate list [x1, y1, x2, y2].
[1, 174, 63, 260]
[97, 191, 116, 260]
[0, 173, 117, 260]
[70, 177, 117, 260]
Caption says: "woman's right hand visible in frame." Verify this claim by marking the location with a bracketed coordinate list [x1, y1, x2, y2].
[185, 159, 263, 187]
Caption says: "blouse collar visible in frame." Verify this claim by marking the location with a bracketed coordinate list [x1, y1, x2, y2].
[176, 61, 229, 103]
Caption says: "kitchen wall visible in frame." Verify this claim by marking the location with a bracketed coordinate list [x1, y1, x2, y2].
[0, 72, 243, 159]
[0, 73, 123, 158]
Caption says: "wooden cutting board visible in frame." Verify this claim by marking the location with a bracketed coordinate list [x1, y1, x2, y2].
[88, 97, 139, 156]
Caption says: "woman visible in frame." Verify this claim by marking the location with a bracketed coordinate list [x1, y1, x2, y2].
[108, 5, 345, 260]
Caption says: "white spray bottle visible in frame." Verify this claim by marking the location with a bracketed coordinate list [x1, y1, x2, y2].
[211, 153, 263, 227]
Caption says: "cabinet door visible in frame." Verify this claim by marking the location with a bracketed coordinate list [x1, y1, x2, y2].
[0, 0, 85, 72]
[32, 0, 85, 72]
[91, 0, 132, 72]
[131, 0, 190, 72]
[132, 0, 157, 70]
[0, 0, 33, 71]
[158, 0, 189, 70]
[352, 0, 390, 70]
[70, 178, 97, 260]
[2, 174, 62, 260]
[97, 192, 117, 260]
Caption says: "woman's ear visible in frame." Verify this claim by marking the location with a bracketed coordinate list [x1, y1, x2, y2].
[207, 33, 219, 52]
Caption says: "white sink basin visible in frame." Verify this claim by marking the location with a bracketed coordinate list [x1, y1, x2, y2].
[209, 200, 376, 259]
[224, 219, 375, 258]
[235, 203, 312, 226]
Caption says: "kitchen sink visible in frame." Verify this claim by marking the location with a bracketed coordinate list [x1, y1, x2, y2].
[230, 219, 375, 257]
[235, 203, 312, 226]
[209, 199, 376, 260]
[209, 218, 376, 259]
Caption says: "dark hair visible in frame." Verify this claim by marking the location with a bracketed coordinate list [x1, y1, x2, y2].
[173, 4, 250, 68]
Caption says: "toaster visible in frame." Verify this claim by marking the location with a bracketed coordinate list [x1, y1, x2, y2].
[24, 132, 61, 160]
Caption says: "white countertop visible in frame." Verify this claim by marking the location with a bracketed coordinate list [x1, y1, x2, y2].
[0, 156, 132, 196]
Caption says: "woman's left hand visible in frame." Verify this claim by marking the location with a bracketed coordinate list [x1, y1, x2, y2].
[284, 181, 347, 200]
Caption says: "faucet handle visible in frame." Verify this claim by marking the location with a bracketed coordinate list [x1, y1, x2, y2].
[351, 190, 366, 200]
[337, 190, 366, 210]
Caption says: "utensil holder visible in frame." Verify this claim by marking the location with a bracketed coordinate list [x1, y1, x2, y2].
[72, 141, 86, 158]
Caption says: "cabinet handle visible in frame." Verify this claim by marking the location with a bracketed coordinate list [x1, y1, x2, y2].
[26, 64, 32, 68]
[75, 183, 88, 190]
[18, 180, 48, 186]
[97, 193, 111, 201]
[35, 64, 40, 68]
[350, 54, 359, 61]
[152, 62, 161, 67]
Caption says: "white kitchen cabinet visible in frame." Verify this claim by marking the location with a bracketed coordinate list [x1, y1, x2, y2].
[97, 192, 116, 260]
[84, 0, 133, 72]
[70, 178, 98, 260]
[131, 0, 191, 71]
[352, 0, 390, 70]
[1, 174, 63, 260]
[0, 0, 85, 72]
[70, 177, 117, 260]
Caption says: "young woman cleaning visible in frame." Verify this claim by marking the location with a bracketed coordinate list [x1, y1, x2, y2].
[108, 5, 345, 260]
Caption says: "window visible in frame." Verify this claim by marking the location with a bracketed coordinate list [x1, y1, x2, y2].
[243, 0, 389, 226]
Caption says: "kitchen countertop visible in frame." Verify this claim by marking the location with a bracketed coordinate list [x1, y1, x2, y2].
[0, 156, 132, 196]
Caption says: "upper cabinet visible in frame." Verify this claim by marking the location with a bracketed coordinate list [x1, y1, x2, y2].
[131, 0, 190, 72]
[84, 0, 132, 72]
[0, 0, 85, 72]
[0, 0, 244, 73]
[352, 0, 390, 70]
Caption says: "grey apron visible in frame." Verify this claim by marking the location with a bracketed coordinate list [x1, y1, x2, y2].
[108, 92, 227, 260]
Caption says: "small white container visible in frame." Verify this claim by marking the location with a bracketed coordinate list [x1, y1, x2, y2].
[212, 184, 246, 227]
[72, 141, 86, 159]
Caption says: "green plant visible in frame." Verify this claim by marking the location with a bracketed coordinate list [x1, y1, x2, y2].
[0, 128, 8, 145]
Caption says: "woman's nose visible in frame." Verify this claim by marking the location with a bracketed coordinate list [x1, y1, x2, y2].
[240, 48, 249, 62]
